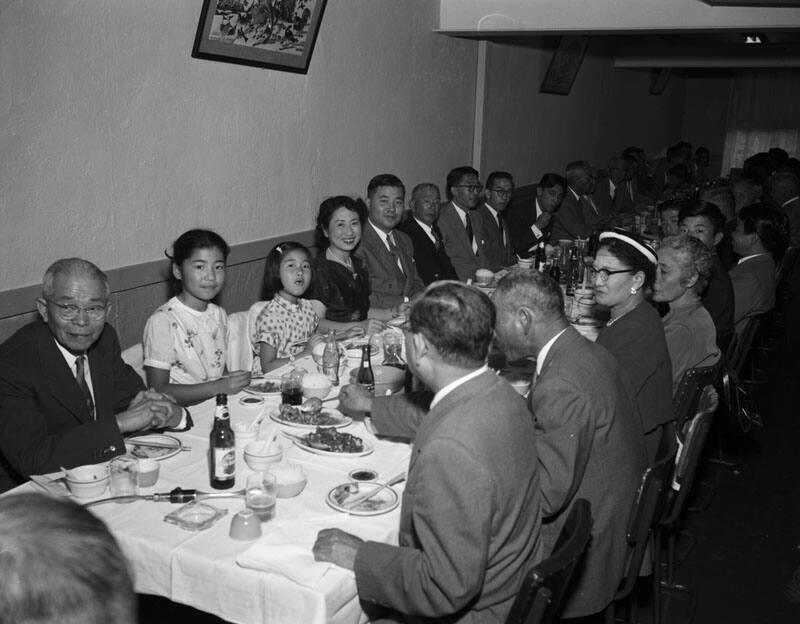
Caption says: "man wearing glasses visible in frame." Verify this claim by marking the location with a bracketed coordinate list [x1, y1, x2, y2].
[477, 171, 515, 271]
[437, 165, 490, 281]
[0, 258, 185, 492]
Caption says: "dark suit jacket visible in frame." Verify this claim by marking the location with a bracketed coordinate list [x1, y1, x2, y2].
[729, 253, 776, 336]
[359, 370, 544, 623]
[0, 321, 145, 492]
[398, 218, 458, 285]
[783, 196, 800, 246]
[591, 178, 616, 218]
[506, 194, 551, 256]
[475, 204, 514, 271]
[531, 327, 648, 617]
[355, 222, 424, 309]
[550, 190, 597, 241]
[437, 202, 489, 281]
[702, 254, 735, 349]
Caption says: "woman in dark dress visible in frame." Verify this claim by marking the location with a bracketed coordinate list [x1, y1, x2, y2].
[593, 229, 673, 462]
[306, 196, 391, 334]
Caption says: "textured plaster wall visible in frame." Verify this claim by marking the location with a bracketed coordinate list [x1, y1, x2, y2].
[480, 39, 687, 184]
[0, 0, 477, 292]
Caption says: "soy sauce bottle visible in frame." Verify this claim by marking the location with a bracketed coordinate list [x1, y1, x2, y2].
[356, 345, 375, 395]
[209, 394, 235, 490]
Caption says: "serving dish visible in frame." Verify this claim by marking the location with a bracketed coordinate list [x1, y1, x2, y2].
[125, 434, 183, 460]
[326, 482, 399, 516]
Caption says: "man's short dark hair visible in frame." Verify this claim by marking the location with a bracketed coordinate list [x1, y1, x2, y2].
[538, 173, 566, 190]
[739, 202, 788, 254]
[0, 493, 136, 624]
[445, 166, 480, 200]
[679, 201, 726, 235]
[367, 174, 405, 198]
[494, 269, 565, 325]
[407, 282, 495, 367]
[486, 171, 513, 190]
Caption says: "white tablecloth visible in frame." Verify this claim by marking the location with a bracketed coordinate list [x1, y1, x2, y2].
[22, 356, 411, 624]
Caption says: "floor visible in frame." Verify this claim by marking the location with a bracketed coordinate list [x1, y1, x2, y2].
[137, 265, 800, 624]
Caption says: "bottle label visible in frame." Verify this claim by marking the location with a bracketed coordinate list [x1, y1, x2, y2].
[213, 448, 235, 480]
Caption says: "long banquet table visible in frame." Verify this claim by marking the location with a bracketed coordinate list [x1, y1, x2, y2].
[19, 356, 411, 624]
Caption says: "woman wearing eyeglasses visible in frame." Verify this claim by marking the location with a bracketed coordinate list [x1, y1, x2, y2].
[593, 229, 673, 462]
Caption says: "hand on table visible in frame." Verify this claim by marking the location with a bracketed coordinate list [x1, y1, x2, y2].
[117, 391, 181, 433]
[313, 528, 364, 571]
[217, 371, 251, 395]
[360, 318, 387, 335]
[338, 384, 374, 415]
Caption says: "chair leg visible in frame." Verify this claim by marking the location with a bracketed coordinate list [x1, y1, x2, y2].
[651, 533, 662, 624]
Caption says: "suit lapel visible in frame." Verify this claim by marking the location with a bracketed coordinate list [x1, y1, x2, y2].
[364, 224, 404, 282]
[35, 325, 93, 423]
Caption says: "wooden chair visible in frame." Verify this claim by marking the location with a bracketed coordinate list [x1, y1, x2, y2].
[121, 342, 146, 384]
[605, 439, 675, 624]
[505, 499, 593, 624]
[672, 359, 723, 433]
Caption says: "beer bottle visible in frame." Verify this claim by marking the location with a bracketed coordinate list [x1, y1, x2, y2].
[209, 394, 235, 490]
[356, 344, 375, 395]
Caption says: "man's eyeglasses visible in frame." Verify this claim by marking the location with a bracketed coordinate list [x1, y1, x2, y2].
[453, 184, 483, 193]
[490, 188, 512, 198]
[591, 267, 634, 282]
[44, 300, 108, 321]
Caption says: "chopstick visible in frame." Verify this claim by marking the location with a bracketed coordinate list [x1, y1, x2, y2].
[344, 472, 406, 509]
[127, 439, 191, 451]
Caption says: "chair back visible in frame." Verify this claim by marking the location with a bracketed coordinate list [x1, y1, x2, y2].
[613, 440, 675, 602]
[121, 343, 146, 384]
[226, 311, 252, 372]
[672, 359, 722, 432]
[663, 386, 718, 529]
[505, 499, 593, 624]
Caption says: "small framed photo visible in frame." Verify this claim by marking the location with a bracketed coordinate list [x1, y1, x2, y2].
[192, 0, 327, 74]
[540, 36, 590, 95]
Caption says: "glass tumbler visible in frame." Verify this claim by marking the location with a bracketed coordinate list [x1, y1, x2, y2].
[109, 455, 139, 501]
[246, 472, 277, 522]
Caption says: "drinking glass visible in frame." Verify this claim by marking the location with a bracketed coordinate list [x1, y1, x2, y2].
[109, 455, 139, 500]
[246, 472, 277, 522]
[281, 371, 303, 405]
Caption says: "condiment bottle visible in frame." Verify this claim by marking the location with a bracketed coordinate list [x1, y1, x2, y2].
[356, 344, 375, 395]
[209, 394, 235, 490]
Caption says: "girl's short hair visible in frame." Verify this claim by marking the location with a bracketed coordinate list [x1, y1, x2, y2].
[315, 196, 366, 248]
[264, 241, 311, 300]
[167, 229, 230, 265]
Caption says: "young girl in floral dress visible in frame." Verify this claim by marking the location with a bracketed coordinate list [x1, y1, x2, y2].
[143, 229, 250, 405]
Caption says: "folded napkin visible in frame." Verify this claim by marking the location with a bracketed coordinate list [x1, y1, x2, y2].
[236, 515, 398, 588]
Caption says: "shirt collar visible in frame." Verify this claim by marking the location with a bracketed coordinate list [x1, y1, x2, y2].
[53, 338, 82, 371]
[569, 187, 580, 201]
[535, 198, 543, 217]
[737, 252, 769, 265]
[536, 328, 568, 376]
[781, 196, 799, 208]
[484, 202, 499, 219]
[414, 217, 434, 237]
[430, 365, 488, 410]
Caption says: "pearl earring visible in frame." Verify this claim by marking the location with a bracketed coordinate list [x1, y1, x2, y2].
[630, 287, 638, 295]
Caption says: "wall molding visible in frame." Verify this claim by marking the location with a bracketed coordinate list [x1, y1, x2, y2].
[0, 229, 318, 320]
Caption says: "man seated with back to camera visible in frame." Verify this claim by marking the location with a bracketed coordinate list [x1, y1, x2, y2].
[316, 282, 544, 623]
[0, 258, 189, 492]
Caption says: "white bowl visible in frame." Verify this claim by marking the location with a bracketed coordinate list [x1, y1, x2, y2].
[244, 440, 283, 471]
[301, 373, 332, 400]
[63, 462, 109, 482]
[475, 269, 494, 285]
[349, 365, 405, 395]
[266, 461, 308, 498]
[65, 476, 109, 499]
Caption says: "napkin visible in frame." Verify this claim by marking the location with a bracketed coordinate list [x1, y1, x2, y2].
[236, 515, 398, 588]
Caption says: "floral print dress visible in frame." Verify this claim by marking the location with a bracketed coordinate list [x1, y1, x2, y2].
[250, 295, 318, 376]
[143, 296, 228, 383]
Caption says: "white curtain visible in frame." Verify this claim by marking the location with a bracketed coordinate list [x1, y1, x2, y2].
[721, 69, 800, 175]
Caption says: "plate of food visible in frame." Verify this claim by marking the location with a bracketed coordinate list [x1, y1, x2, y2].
[243, 377, 282, 396]
[269, 404, 352, 429]
[326, 481, 399, 516]
[286, 427, 373, 457]
[125, 434, 183, 460]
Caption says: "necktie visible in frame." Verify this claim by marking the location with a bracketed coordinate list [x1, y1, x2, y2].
[75, 355, 95, 420]
[584, 195, 599, 215]
[387, 232, 404, 274]
[465, 212, 477, 254]
[432, 224, 444, 252]
[496, 212, 506, 245]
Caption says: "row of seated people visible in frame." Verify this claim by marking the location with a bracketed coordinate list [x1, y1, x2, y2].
[0, 147, 795, 622]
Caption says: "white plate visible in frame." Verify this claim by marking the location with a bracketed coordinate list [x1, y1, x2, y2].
[288, 432, 374, 458]
[326, 482, 399, 516]
[269, 407, 352, 429]
[243, 377, 282, 396]
[125, 434, 183, 460]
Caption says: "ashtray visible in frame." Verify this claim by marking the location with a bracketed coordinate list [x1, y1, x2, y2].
[164, 501, 227, 531]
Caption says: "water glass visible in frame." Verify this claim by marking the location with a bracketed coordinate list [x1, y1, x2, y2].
[109, 455, 139, 500]
[246, 472, 277, 522]
[281, 371, 303, 405]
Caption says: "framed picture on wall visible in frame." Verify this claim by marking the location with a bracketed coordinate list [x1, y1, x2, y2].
[192, 0, 327, 73]
[540, 36, 590, 95]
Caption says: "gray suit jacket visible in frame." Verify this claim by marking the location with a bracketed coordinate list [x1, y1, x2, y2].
[476, 204, 514, 271]
[531, 327, 648, 617]
[355, 221, 424, 309]
[729, 253, 776, 335]
[437, 202, 489, 281]
[358, 370, 544, 623]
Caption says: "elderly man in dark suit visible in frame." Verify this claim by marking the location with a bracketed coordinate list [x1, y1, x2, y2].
[551, 160, 613, 241]
[493, 269, 647, 619]
[438, 166, 489, 281]
[317, 282, 544, 623]
[505, 173, 566, 256]
[398, 183, 458, 285]
[476, 171, 515, 271]
[355, 174, 424, 311]
[0, 258, 187, 493]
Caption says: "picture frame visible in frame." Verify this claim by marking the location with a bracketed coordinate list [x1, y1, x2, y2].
[540, 36, 590, 95]
[192, 0, 327, 74]
[649, 68, 672, 95]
